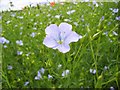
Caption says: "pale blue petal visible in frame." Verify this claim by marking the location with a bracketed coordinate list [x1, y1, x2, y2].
[43, 35, 58, 48]
[57, 44, 70, 53]
[59, 22, 72, 33]
[64, 31, 80, 44]
[59, 23, 72, 41]
[45, 24, 60, 41]
[45, 24, 60, 35]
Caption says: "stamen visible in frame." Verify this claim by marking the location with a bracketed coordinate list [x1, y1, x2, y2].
[57, 40, 64, 44]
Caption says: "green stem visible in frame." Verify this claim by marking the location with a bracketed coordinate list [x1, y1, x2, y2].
[2, 71, 11, 89]
[61, 53, 66, 69]
[73, 34, 86, 61]
[89, 39, 98, 78]
[102, 78, 116, 85]
[87, 26, 98, 79]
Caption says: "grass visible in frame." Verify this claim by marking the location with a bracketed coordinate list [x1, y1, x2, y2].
[1, 2, 120, 89]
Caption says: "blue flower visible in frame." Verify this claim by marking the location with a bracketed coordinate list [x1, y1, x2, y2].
[116, 16, 120, 21]
[43, 23, 81, 53]
[16, 40, 23, 46]
[7, 65, 13, 70]
[34, 71, 42, 80]
[110, 87, 115, 90]
[17, 51, 23, 55]
[39, 68, 45, 74]
[90, 68, 96, 74]
[101, 16, 104, 21]
[4, 45, 7, 48]
[30, 32, 36, 37]
[6, 20, 11, 24]
[62, 69, 70, 77]
[93, 0, 98, 7]
[104, 66, 109, 70]
[0, 37, 9, 44]
[67, 10, 76, 15]
[113, 8, 119, 13]
[48, 74, 53, 79]
[24, 81, 29, 86]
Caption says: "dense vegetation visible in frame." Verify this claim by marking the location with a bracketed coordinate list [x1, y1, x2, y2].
[1, 2, 120, 89]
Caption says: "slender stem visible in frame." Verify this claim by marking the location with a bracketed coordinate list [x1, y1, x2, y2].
[73, 35, 86, 61]
[2, 71, 11, 88]
[61, 53, 66, 69]
[87, 26, 98, 79]
[89, 37, 98, 78]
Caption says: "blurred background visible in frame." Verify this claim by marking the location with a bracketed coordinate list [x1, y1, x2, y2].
[0, 0, 66, 11]
[0, 0, 118, 11]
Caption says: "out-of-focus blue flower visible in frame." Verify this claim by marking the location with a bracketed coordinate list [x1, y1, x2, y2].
[113, 8, 119, 13]
[67, 10, 76, 15]
[58, 64, 62, 69]
[109, 8, 113, 10]
[11, 13, 16, 17]
[110, 87, 115, 90]
[35, 70, 42, 80]
[39, 68, 45, 74]
[20, 27, 23, 30]
[17, 51, 23, 55]
[6, 20, 11, 24]
[93, 0, 98, 7]
[81, 15, 84, 22]
[26, 52, 31, 57]
[104, 66, 109, 70]
[0, 37, 9, 44]
[112, 31, 118, 36]
[48, 74, 53, 79]
[34, 68, 45, 80]
[47, 14, 51, 17]
[24, 81, 29, 86]
[62, 69, 70, 77]
[17, 16, 23, 19]
[40, 22, 42, 25]
[84, 0, 90, 2]
[101, 16, 104, 21]
[64, 19, 71, 22]
[116, 16, 120, 20]
[90, 68, 96, 74]
[92, 69, 96, 74]
[16, 40, 23, 46]
[34, 22, 37, 25]
[36, 14, 40, 17]
[73, 22, 78, 26]
[14, 24, 18, 27]
[43, 23, 81, 53]
[3, 45, 7, 48]
[30, 32, 36, 37]
[34, 67, 45, 80]
[33, 27, 37, 30]
[20, 32, 22, 35]
[7, 65, 13, 70]
[108, 22, 111, 25]
[55, 15, 61, 19]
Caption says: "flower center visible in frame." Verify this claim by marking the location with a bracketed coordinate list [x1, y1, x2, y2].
[56, 32, 65, 44]
[57, 40, 64, 44]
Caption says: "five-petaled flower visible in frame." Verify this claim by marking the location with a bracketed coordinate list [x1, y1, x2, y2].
[43, 22, 81, 53]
